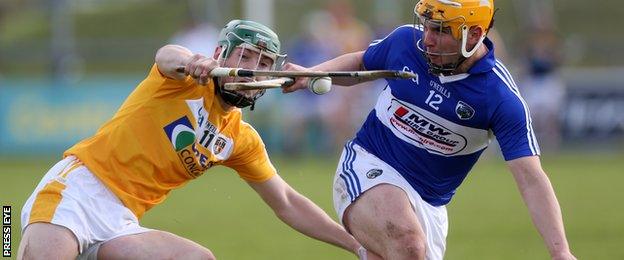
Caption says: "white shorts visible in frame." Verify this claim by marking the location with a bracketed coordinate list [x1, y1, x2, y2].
[21, 156, 151, 255]
[333, 141, 448, 260]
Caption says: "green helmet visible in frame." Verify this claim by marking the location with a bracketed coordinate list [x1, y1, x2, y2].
[217, 19, 286, 70]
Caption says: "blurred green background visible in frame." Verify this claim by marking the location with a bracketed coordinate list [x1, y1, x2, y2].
[1, 0, 624, 259]
[1, 0, 623, 76]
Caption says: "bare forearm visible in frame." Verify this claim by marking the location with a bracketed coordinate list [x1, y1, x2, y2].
[248, 176, 362, 256]
[516, 172, 571, 257]
[276, 192, 360, 254]
[311, 51, 366, 86]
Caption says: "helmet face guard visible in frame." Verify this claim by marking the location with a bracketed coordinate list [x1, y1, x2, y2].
[218, 28, 287, 71]
[215, 20, 286, 110]
[413, 0, 494, 75]
[414, 16, 465, 75]
[217, 43, 273, 110]
[218, 20, 286, 70]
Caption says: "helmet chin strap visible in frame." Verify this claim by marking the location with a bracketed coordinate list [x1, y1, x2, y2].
[214, 78, 261, 110]
[460, 25, 487, 58]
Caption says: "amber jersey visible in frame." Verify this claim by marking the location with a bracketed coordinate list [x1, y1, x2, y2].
[65, 64, 276, 218]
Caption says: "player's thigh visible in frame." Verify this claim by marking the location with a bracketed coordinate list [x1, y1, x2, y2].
[18, 222, 79, 260]
[98, 230, 215, 260]
[344, 184, 426, 253]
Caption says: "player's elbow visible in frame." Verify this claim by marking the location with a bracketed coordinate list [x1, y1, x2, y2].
[155, 45, 192, 80]
[273, 206, 291, 222]
[271, 190, 301, 221]
[155, 44, 175, 60]
[272, 202, 299, 225]
[155, 45, 181, 66]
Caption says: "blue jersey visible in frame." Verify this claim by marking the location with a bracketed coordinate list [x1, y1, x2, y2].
[355, 25, 540, 206]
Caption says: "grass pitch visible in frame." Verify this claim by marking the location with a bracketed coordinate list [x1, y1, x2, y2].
[1, 151, 623, 259]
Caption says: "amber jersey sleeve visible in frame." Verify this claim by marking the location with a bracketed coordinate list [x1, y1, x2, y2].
[65, 64, 276, 218]
[223, 121, 276, 182]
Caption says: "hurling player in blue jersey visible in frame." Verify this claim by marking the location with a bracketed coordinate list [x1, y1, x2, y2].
[282, 1, 576, 259]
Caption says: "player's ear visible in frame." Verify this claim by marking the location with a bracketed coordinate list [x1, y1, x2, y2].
[213, 46, 223, 60]
[468, 26, 484, 45]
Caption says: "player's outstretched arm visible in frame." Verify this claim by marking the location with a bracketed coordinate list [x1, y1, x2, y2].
[247, 174, 379, 259]
[507, 156, 576, 260]
[281, 51, 366, 93]
[155, 44, 218, 85]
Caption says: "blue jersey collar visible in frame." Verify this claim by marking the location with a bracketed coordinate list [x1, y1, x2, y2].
[467, 37, 496, 74]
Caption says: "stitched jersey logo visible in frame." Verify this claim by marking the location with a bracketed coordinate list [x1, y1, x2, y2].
[213, 137, 227, 155]
[163, 116, 205, 178]
[456, 101, 475, 120]
[163, 116, 196, 151]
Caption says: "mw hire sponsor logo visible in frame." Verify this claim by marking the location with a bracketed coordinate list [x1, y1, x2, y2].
[389, 99, 467, 155]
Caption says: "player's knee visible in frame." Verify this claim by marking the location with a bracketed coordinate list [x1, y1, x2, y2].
[388, 236, 426, 259]
[18, 237, 78, 260]
[383, 222, 427, 259]
[403, 239, 427, 259]
[18, 223, 79, 260]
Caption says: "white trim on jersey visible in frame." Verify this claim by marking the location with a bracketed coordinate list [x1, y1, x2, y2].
[494, 61, 540, 153]
[492, 61, 541, 155]
[438, 73, 469, 83]
[494, 61, 540, 154]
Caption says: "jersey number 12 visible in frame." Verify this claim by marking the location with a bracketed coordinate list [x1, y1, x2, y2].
[425, 90, 443, 111]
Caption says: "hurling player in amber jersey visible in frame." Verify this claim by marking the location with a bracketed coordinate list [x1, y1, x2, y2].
[18, 20, 376, 260]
